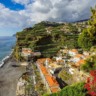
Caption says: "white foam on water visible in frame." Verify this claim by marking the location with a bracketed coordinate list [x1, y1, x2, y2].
[0, 50, 13, 67]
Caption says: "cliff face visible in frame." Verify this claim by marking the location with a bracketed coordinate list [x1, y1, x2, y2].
[14, 21, 87, 60]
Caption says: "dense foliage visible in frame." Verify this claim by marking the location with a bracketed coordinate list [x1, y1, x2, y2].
[78, 7, 96, 50]
[44, 82, 87, 96]
[81, 55, 96, 72]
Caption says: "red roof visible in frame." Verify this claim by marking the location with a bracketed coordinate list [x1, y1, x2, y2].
[76, 60, 85, 67]
[37, 59, 60, 93]
[45, 75, 59, 87]
[71, 49, 78, 53]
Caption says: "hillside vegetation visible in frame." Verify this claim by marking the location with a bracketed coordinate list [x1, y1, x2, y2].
[78, 7, 96, 50]
[13, 21, 87, 60]
[43, 82, 87, 96]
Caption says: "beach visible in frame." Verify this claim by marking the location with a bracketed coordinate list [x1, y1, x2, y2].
[0, 58, 26, 96]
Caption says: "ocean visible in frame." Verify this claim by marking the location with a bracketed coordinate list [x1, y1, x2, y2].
[0, 36, 16, 62]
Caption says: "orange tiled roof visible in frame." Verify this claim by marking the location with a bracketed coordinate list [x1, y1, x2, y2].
[76, 60, 85, 67]
[75, 54, 84, 58]
[45, 75, 59, 87]
[39, 64, 49, 75]
[37, 58, 52, 64]
[71, 49, 78, 52]
[37, 59, 60, 93]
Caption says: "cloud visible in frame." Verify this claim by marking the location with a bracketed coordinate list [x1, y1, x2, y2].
[0, 3, 33, 29]
[18, 0, 96, 23]
[0, 0, 96, 35]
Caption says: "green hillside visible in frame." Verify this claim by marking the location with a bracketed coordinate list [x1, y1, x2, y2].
[13, 21, 87, 60]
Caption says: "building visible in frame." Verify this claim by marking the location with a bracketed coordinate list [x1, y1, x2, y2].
[83, 51, 90, 56]
[48, 62, 62, 74]
[36, 58, 60, 93]
[21, 48, 41, 58]
[21, 48, 32, 57]
[75, 60, 85, 67]
[72, 54, 84, 63]
[68, 49, 78, 56]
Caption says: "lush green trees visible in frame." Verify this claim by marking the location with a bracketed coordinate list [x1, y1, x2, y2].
[78, 7, 96, 50]
[44, 82, 87, 96]
[81, 55, 96, 72]
[78, 29, 93, 50]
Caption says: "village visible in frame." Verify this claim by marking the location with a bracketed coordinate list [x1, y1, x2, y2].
[16, 47, 95, 96]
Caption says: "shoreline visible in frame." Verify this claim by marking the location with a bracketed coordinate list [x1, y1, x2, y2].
[0, 49, 13, 67]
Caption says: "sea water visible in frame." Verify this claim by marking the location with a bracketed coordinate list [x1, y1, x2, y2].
[0, 36, 16, 64]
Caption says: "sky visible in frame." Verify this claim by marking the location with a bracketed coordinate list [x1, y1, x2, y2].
[0, 0, 96, 36]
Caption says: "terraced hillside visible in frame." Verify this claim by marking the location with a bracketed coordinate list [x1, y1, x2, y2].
[13, 21, 87, 60]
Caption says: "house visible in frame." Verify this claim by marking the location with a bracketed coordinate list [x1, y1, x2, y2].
[59, 49, 68, 54]
[75, 60, 85, 67]
[83, 51, 90, 56]
[72, 54, 84, 63]
[69, 68, 75, 74]
[21, 48, 41, 58]
[21, 48, 32, 57]
[68, 49, 78, 56]
[55, 56, 62, 61]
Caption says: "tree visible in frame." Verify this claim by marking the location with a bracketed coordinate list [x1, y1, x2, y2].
[45, 82, 87, 96]
[80, 55, 96, 72]
[78, 29, 93, 50]
[78, 7, 96, 50]
[84, 70, 96, 96]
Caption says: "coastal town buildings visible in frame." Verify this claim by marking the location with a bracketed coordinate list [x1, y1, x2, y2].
[36, 58, 61, 93]
[54, 48, 90, 82]
[20, 47, 91, 95]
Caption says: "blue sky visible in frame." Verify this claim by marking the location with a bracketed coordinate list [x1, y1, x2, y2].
[0, 0, 96, 36]
[0, 0, 24, 10]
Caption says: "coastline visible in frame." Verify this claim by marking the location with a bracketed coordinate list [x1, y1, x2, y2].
[0, 49, 13, 67]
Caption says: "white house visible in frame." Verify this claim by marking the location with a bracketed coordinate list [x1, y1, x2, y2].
[69, 68, 75, 74]
[71, 54, 84, 63]
[68, 49, 78, 56]
[55, 56, 62, 61]
[21, 48, 32, 57]
[83, 51, 90, 56]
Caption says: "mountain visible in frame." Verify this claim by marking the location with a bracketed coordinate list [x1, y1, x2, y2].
[13, 21, 88, 60]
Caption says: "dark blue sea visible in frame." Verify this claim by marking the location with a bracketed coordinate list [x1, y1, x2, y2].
[0, 36, 16, 62]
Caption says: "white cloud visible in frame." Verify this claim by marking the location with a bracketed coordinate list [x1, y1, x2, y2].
[0, 0, 96, 35]
[0, 3, 33, 29]
[21, 0, 96, 23]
